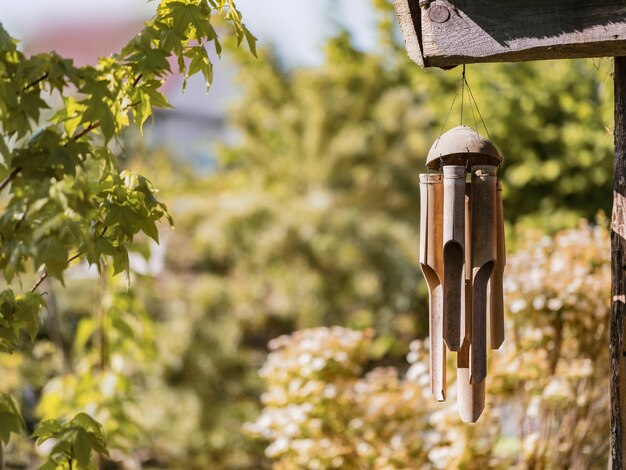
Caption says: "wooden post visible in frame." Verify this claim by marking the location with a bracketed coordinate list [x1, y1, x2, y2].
[611, 56, 626, 469]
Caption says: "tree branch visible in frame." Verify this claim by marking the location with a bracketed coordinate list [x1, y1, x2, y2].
[0, 120, 100, 196]
[132, 73, 143, 88]
[71, 122, 100, 141]
[31, 252, 82, 294]
[0, 65, 144, 197]
[0, 167, 22, 192]
[23, 72, 49, 92]
[30, 227, 107, 294]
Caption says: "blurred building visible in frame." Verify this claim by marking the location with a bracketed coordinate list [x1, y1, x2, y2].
[25, 19, 236, 170]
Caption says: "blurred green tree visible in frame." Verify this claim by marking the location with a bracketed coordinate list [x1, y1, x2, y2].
[375, 0, 614, 230]
[143, 6, 614, 464]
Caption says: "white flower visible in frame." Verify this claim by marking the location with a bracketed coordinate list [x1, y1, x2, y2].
[266, 437, 290, 457]
[509, 298, 527, 313]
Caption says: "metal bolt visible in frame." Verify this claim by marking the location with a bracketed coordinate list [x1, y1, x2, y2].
[429, 4, 450, 23]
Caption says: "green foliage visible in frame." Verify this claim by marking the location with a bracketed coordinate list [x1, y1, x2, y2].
[36, 270, 155, 453]
[400, 60, 613, 231]
[0, 290, 45, 352]
[128, 5, 615, 466]
[0, 393, 24, 445]
[459, 60, 613, 230]
[248, 223, 611, 469]
[142, 36, 431, 465]
[34, 413, 108, 470]
[0, 0, 255, 465]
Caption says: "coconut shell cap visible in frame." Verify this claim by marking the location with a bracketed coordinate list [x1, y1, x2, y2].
[426, 125, 502, 171]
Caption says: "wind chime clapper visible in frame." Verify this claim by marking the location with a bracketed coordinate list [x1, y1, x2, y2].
[419, 125, 505, 423]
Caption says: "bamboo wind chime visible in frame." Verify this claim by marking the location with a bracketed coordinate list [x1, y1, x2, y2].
[419, 125, 505, 423]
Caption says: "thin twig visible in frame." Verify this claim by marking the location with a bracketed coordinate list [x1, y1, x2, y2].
[14, 211, 27, 231]
[30, 252, 82, 294]
[132, 73, 143, 88]
[124, 100, 142, 111]
[71, 122, 100, 141]
[1, 71, 144, 195]
[23, 72, 49, 92]
[0, 166, 22, 192]
[30, 227, 107, 294]
[0, 120, 100, 196]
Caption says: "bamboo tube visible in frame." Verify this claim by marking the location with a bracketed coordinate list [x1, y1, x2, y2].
[457, 300, 486, 421]
[463, 182, 472, 346]
[457, 183, 485, 422]
[442, 165, 465, 351]
[419, 173, 446, 401]
[470, 166, 497, 385]
[458, 349, 486, 421]
[489, 179, 506, 349]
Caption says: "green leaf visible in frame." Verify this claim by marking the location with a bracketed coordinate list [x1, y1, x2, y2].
[34, 413, 108, 469]
[33, 419, 63, 444]
[0, 393, 24, 444]
[141, 219, 160, 243]
[185, 46, 213, 90]
[243, 26, 257, 57]
[112, 246, 130, 275]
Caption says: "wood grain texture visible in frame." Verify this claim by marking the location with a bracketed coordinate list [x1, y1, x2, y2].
[457, 182, 485, 421]
[489, 179, 505, 350]
[443, 166, 466, 351]
[392, 0, 424, 67]
[470, 166, 497, 386]
[464, 182, 471, 345]
[457, 325, 486, 422]
[611, 56, 626, 470]
[419, 174, 446, 401]
[394, 0, 626, 68]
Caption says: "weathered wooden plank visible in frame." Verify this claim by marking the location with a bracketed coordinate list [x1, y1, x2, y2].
[395, 0, 626, 68]
[393, 0, 424, 67]
[611, 55, 626, 470]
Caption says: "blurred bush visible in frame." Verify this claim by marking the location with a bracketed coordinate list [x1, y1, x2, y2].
[247, 222, 610, 469]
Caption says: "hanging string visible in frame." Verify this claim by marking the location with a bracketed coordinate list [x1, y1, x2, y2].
[463, 74, 493, 142]
[466, 77, 479, 137]
[460, 65, 465, 126]
[435, 64, 495, 150]
[435, 68, 465, 149]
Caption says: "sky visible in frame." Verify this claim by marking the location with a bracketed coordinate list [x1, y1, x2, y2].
[0, 0, 377, 66]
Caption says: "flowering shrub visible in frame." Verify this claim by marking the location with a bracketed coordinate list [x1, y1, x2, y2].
[247, 221, 610, 469]
[244, 327, 435, 469]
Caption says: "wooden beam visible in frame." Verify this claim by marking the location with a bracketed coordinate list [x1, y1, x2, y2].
[394, 0, 626, 68]
[393, 0, 424, 67]
[611, 56, 626, 470]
